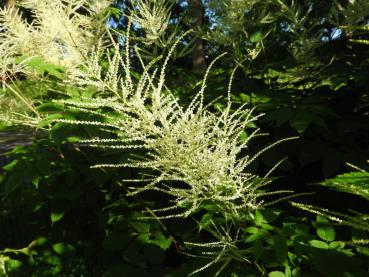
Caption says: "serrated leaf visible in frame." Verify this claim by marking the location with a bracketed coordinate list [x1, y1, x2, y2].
[321, 171, 369, 200]
[24, 56, 64, 78]
[149, 231, 172, 250]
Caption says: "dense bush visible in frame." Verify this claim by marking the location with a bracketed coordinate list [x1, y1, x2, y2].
[1, 0, 368, 276]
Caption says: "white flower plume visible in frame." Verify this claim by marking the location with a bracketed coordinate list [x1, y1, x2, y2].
[57, 29, 296, 220]
[0, 0, 113, 71]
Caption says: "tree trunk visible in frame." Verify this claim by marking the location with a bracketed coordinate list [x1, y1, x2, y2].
[188, 0, 206, 72]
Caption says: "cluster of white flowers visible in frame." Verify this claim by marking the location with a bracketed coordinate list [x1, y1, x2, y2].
[59, 28, 296, 221]
[129, 0, 172, 45]
[0, 0, 112, 71]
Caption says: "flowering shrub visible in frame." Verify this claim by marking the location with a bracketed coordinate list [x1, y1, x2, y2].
[0, 0, 369, 276]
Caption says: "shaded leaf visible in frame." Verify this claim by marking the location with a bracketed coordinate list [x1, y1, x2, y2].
[52, 242, 75, 256]
[316, 215, 335, 242]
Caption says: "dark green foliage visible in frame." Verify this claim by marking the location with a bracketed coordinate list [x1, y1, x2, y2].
[1, 131, 368, 275]
[321, 171, 369, 200]
[0, 136, 173, 276]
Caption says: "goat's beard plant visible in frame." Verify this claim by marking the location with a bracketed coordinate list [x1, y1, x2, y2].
[1, 1, 296, 273]
[56, 30, 295, 221]
[47, 25, 297, 274]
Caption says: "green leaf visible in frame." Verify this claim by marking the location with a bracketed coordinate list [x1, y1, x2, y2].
[245, 229, 269, 243]
[52, 242, 75, 256]
[261, 223, 274, 230]
[321, 171, 369, 200]
[4, 259, 23, 271]
[24, 56, 64, 78]
[274, 234, 288, 263]
[262, 208, 282, 223]
[250, 31, 263, 43]
[50, 122, 72, 144]
[150, 231, 172, 250]
[199, 213, 213, 230]
[291, 267, 300, 277]
[356, 246, 369, 257]
[131, 221, 151, 233]
[37, 103, 64, 112]
[245, 227, 259, 233]
[2, 160, 19, 171]
[329, 241, 344, 250]
[238, 130, 248, 143]
[66, 136, 81, 143]
[138, 231, 171, 250]
[309, 240, 329, 249]
[214, 102, 224, 111]
[315, 215, 335, 242]
[254, 210, 264, 226]
[253, 239, 263, 261]
[302, 244, 366, 276]
[44, 254, 62, 267]
[36, 237, 48, 246]
[50, 211, 65, 223]
[285, 266, 292, 277]
[37, 113, 65, 128]
[268, 271, 286, 277]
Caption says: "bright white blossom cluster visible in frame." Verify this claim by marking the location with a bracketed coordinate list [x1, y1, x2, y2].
[58, 29, 295, 221]
[0, 0, 112, 71]
[129, 0, 172, 45]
